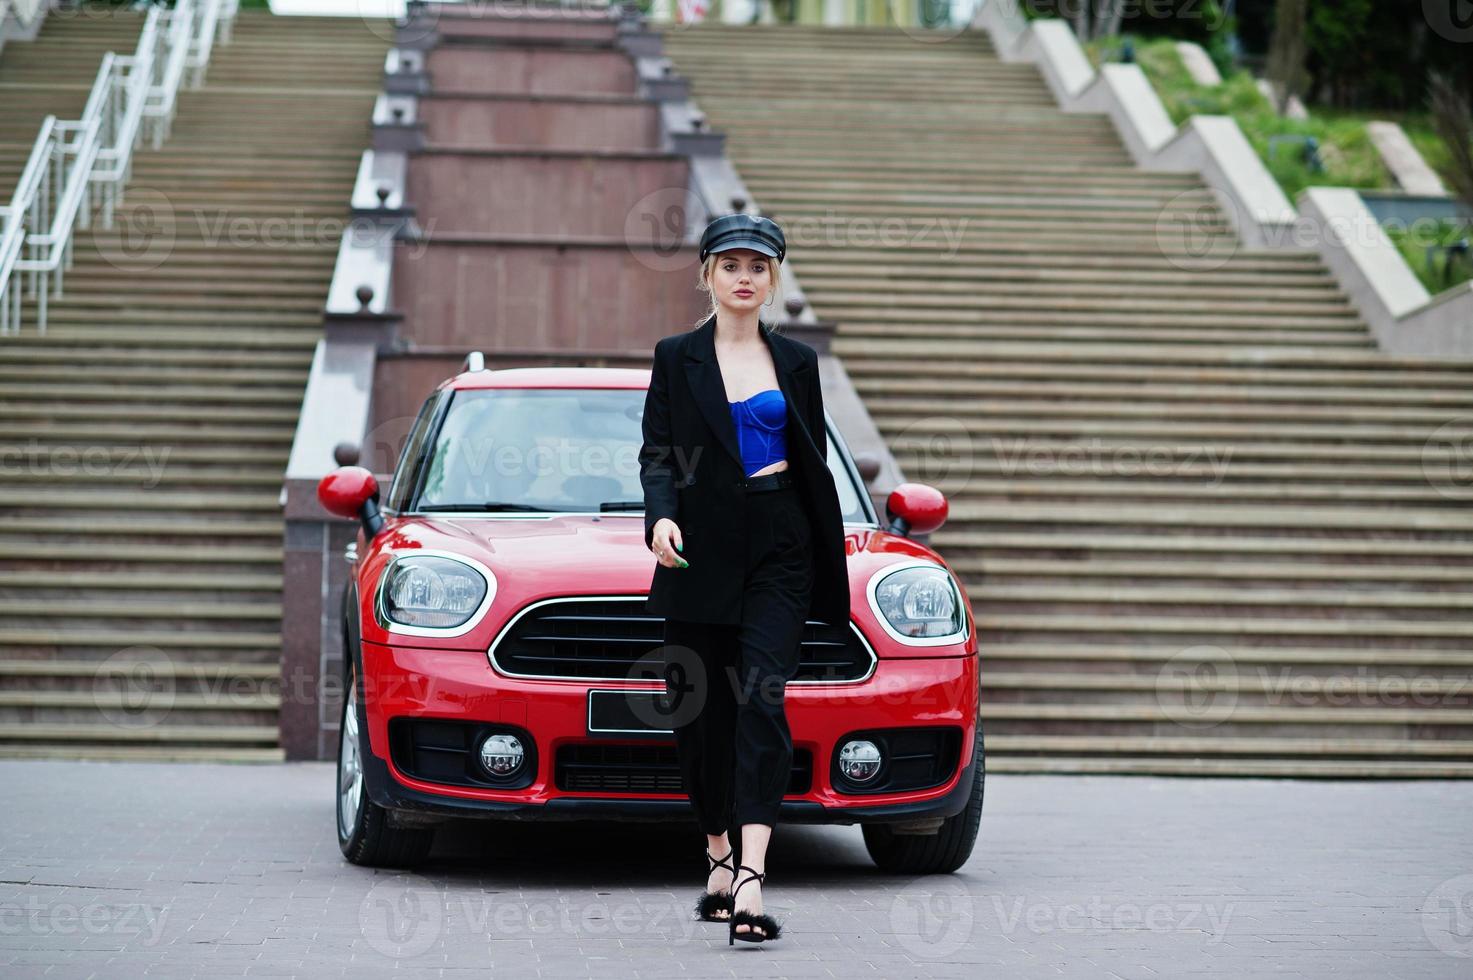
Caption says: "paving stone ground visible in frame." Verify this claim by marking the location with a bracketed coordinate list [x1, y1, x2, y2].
[0, 761, 1469, 978]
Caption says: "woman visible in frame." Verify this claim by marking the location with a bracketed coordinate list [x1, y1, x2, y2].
[638, 212, 852, 945]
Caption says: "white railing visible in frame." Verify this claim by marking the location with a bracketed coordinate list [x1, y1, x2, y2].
[143, 0, 198, 150]
[89, 7, 162, 228]
[0, 119, 55, 337]
[0, 0, 239, 336]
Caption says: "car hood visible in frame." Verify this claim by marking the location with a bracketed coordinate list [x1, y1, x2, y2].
[375, 512, 944, 584]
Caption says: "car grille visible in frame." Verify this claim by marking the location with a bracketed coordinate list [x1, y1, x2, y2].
[490, 596, 875, 682]
[556, 742, 813, 795]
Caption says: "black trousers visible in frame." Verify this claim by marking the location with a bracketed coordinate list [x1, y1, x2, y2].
[660, 482, 814, 833]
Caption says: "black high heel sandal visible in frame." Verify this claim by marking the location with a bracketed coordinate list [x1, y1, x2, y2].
[695, 847, 735, 922]
[728, 864, 782, 945]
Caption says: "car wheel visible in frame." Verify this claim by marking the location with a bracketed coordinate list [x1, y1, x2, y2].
[862, 724, 984, 875]
[337, 661, 435, 868]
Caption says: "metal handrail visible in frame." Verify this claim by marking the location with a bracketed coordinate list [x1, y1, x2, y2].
[90, 6, 161, 228]
[187, 0, 221, 88]
[0, 0, 240, 335]
[143, 0, 196, 150]
[13, 82, 106, 334]
[0, 117, 57, 336]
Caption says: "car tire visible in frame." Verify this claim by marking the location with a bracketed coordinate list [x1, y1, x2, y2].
[861, 724, 984, 875]
[337, 661, 435, 868]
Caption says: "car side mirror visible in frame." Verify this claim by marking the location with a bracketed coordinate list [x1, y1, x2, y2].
[884, 482, 947, 537]
[317, 466, 385, 539]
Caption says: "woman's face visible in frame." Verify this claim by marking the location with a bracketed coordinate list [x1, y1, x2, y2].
[710, 248, 772, 313]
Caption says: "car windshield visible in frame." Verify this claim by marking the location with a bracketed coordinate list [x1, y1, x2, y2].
[410, 387, 871, 523]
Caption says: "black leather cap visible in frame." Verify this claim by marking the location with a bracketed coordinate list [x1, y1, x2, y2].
[698, 212, 786, 263]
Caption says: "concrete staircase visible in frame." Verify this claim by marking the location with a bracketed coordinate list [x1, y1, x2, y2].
[0, 9, 388, 760]
[661, 24, 1473, 777]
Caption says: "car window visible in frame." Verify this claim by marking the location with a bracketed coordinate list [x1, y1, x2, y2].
[386, 392, 441, 513]
[408, 387, 874, 522]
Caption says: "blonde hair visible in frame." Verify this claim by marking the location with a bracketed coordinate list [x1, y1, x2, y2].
[692, 250, 784, 330]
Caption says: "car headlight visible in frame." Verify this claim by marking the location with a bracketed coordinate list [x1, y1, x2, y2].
[380, 555, 489, 629]
[871, 563, 966, 640]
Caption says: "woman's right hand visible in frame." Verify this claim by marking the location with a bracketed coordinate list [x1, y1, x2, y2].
[650, 518, 688, 568]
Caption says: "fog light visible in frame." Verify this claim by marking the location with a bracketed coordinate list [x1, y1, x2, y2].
[838, 740, 882, 783]
[479, 733, 524, 777]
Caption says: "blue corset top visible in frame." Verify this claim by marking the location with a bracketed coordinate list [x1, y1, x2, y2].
[728, 388, 788, 478]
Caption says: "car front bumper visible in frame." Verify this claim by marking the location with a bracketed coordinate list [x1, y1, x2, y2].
[357, 638, 979, 826]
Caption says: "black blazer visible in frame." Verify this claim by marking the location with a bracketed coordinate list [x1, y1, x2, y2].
[640, 313, 852, 628]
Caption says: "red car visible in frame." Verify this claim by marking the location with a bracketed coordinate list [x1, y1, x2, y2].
[318, 356, 983, 873]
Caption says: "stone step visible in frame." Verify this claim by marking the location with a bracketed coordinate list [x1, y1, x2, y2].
[865, 392, 1468, 422]
[0, 689, 278, 711]
[981, 670, 1471, 699]
[977, 643, 1473, 668]
[0, 542, 280, 570]
[959, 557, 1473, 586]
[0, 570, 280, 591]
[0, 488, 283, 513]
[807, 279, 1350, 307]
[974, 584, 1473, 613]
[0, 631, 278, 659]
[945, 500, 1473, 532]
[985, 756, 1473, 777]
[2, 421, 296, 444]
[979, 611, 1473, 642]
[884, 413, 1464, 444]
[918, 479, 1471, 509]
[0, 516, 282, 539]
[861, 375, 1473, 407]
[0, 383, 303, 404]
[0, 723, 279, 744]
[980, 701, 1473, 726]
[0, 366, 307, 386]
[0, 744, 285, 762]
[837, 342, 1473, 378]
